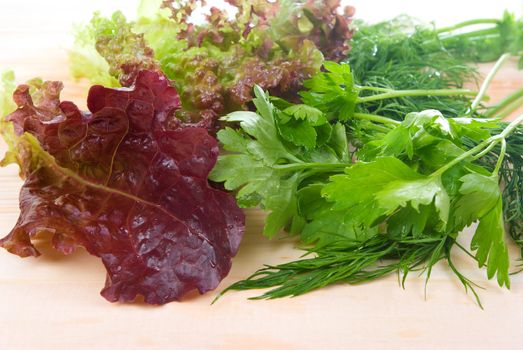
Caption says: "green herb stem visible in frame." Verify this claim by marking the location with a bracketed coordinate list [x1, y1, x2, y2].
[436, 18, 500, 34]
[486, 87, 523, 118]
[497, 114, 523, 139]
[273, 162, 348, 172]
[353, 112, 401, 125]
[432, 113, 523, 177]
[430, 140, 483, 177]
[361, 122, 393, 133]
[439, 27, 500, 42]
[470, 53, 511, 113]
[494, 98, 523, 120]
[356, 88, 477, 104]
[493, 138, 507, 175]
[285, 153, 306, 164]
[355, 85, 393, 93]
[471, 140, 498, 161]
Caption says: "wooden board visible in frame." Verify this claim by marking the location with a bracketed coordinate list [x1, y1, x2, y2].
[1, 1, 523, 349]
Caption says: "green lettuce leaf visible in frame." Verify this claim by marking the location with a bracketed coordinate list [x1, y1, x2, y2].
[0, 70, 18, 160]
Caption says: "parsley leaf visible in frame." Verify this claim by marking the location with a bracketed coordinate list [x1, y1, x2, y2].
[451, 173, 510, 287]
[300, 62, 359, 121]
[210, 85, 349, 238]
[472, 199, 510, 287]
[454, 173, 500, 227]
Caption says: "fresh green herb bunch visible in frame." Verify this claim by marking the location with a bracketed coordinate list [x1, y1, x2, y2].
[348, 16, 478, 119]
[437, 12, 523, 65]
[210, 61, 523, 305]
[348, 14, 523, 255]
[478, 125, 523, 254]
[347, 12, 523, 121]
[70, 0, 354, 126]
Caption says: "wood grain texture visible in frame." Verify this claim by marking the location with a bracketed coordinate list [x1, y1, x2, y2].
[1, 1, 523, 349]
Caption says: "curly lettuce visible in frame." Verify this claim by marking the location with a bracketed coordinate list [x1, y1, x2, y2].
[1, 70, 245, 304]
[69, 0, 354, 127]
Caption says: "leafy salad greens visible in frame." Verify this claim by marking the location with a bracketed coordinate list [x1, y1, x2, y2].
[0, 70, 245, 304]
[211, 62, 522, 304]
[209, 12, 523, 304]
[70, 0, 354, 129]
[1, 0, 523, 306]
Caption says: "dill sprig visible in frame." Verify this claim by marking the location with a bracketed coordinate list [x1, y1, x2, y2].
[216, 235, 484, 306]
[347, 16, 481, 120]
[348, 12, 523, 119]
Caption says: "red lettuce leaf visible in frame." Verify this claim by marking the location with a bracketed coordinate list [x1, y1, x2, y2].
[0, 70, 245, 304]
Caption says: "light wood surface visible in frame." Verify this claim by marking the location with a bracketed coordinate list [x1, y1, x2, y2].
[1, 1, 523, 349]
